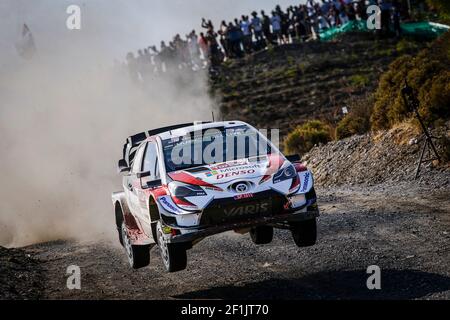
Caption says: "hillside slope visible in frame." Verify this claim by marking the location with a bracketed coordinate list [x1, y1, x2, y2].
[212, 32, 425, 136]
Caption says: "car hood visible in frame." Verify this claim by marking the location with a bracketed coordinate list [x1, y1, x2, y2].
[168, 154, 286, 186]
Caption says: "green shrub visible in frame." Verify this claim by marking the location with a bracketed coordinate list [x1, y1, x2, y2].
[350, 74, 370, 88]
[427, 0, 450, 22]
[336, 95, 374, 139]
[396, 39, 419, 53]
[371, 32, 450, 131]
[336, 116, 367, 140]
[285, 120, 332, 155]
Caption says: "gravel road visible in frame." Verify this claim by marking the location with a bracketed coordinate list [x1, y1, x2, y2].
[23, 181, 450, 300]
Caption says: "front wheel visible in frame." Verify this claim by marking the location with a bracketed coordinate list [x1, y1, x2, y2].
[290, 218, 317, 247]
[121, 222, 150, 269]
[250, 226, 274, 245]
[156, 222, 187, 273]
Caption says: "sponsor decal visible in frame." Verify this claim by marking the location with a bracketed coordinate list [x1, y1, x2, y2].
[235, 183, 249, 193]
[204, 164, 262, 177]
[221, 164, 262, 173]
[301, 172, 310, 193]
[234, 193, 254, 200]
[205, 170, 219, 177]
[216, 169, 256, 180]
[159, 196, 183, 214]
[224, 203, 270, 217]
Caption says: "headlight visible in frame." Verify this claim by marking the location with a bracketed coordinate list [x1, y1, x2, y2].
[168, 181, 207, 198]
[273, 165, 297, 184]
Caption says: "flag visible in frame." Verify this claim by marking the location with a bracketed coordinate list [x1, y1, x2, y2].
[15, 24, 37, 60]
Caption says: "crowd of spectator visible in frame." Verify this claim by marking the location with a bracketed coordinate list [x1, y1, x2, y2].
[125, 0, 407, 82]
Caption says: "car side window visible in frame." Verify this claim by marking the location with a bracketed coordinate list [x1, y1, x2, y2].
[154, 157, 160, 180]
[142, 142, 159, 180]
[131, 143, 146, 174]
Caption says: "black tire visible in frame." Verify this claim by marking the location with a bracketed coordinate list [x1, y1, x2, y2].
[115, 206, 124, 246]
[157, 222, 187, 273]
[117, 226, 124, 247]
[290, 218, 317, 247]
[250, 226, 274, 245]
[121, 222, 150, 269]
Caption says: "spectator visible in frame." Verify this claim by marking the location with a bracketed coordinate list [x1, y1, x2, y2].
[198, 32, 209, 61]
[206, 29, 221, 66]
[124, 0, 414, 81]
[275, 5, 289, 44]
[187, 30, 201, 68]
[392, 0, 402, 37]
[261, 10, 273, 45]
[218, 21, 230, 58]
[234, 18, 245, 54]
[240, 15, 253, 53]
[149, 45, 162, 74]
[126, 52, 140, 83]
[356, 0, 368, 20]
[271, 11, 282, 44]
[201, 18, 214, 32]
[227, 22, 243, 58]
[251, 11, 264, 50]
[379, 0, 393, 36]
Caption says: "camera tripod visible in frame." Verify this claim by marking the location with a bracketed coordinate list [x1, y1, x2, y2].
[401, 81, 441, 179]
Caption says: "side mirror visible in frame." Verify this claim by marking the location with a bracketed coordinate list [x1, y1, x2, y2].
[145, 179, 162, 189]
[136, 171, 151, 179]
[118, 159, 130, 173]
[286, 154, 301, 163]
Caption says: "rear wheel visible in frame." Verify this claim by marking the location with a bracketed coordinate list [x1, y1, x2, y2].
[290, 218, 317, 247]
[250, 226, 274, 245]
[121, 222, 150, 269]
[156, 222, 187, 273]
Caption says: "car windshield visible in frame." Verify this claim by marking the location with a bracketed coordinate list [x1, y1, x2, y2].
[162, 125, 272, 172]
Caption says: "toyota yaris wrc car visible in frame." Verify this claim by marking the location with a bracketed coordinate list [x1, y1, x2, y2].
[112, 121, 319, 272]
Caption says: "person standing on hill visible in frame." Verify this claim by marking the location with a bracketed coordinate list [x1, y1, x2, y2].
[218, 21, 230, 58]
[271, 11, 282, 44]
[251, 11, 264, 50]
[379, 0, 393, 36]
[261, 10, 273, 45]
[240, 15, 253, 53]
[275, 5, 289, 44]
[198, 32, 209, 62]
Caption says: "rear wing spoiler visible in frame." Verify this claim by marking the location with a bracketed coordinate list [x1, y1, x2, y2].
[118, 122, 211, 172]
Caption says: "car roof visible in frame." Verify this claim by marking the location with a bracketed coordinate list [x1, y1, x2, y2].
[154, 121, 250, 140]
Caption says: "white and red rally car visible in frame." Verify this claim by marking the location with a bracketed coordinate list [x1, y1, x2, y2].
[112, 121, 319, 272]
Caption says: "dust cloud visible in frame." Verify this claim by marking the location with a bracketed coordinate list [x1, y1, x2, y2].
[0, 2, 215, 247]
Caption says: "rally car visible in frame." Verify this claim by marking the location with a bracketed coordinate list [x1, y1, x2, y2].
[112, 121, 319, 272]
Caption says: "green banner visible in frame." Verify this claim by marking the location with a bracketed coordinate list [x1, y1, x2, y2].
[319, 21, 449, 41]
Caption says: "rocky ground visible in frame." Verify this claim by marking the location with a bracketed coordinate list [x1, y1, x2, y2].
[4, 182, 447, 300]
[303, 122, 450, 188]
[0, 247, 43, 299]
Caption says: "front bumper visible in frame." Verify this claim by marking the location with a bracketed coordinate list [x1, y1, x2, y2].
[163, 206, 320, 244]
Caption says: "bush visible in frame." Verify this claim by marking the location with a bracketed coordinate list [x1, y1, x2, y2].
[336, 95, 374, 139]
[336, 116, 368, 140]
[396, 39, 419, 54]
[349, 74, 370, 88]
[371, 32, 450, 131]
[427, 0, 450, 22]
[285, 120, 332, 155]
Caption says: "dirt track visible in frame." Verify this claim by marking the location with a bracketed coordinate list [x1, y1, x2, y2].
[25, 181, 450, 300]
